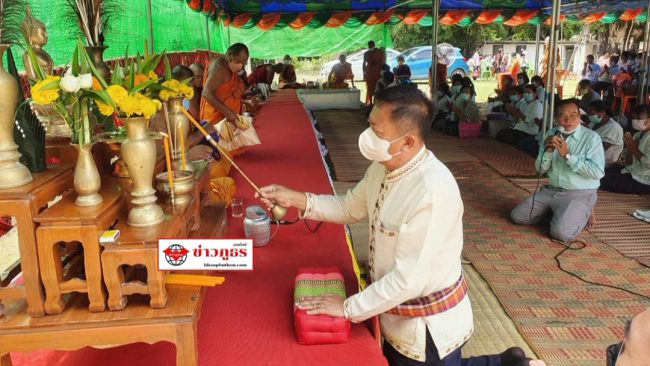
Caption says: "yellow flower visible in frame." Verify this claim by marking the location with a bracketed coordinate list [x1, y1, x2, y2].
[96, 101, 114, 116]
[160, 79, 194, 100]
[31, 76, 61, 105]
[107, 85, 128, 105]
[148, 71, 158, 80]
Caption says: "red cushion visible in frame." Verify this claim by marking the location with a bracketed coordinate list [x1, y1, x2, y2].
[294, 267, 351, 345]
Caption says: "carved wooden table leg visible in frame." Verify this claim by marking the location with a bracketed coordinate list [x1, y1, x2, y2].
[101, 250, 128, 311]
[175, 321, 198, 366]
[12, 204, 45, 317]
[36, 227, 65, 315]
[144, 248, 167, 309]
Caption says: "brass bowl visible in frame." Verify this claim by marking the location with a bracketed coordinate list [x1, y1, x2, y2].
[155, 170, 195, 206]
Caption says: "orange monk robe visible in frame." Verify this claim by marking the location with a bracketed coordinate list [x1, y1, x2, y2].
[200, 67, 245, 124]
[428, 63, 448, 89]
[326, 62, 353, 89]
[199, 63, 247, 157]
[364, 48, 386, 104]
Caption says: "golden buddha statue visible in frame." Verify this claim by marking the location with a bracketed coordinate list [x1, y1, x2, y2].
[22, 7, 53, 80]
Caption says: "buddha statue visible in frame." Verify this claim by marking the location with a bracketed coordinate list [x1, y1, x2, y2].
[22, 7, 53, 80]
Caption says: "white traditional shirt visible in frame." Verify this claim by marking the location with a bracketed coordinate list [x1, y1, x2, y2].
[302, 147, 473, 361]
[622, 131, 650, 185]
[589, 119, 624, 167]
[513, 99, 543, 136]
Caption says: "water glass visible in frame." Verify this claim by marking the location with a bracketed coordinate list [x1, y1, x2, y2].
[231, 198, 244, 218]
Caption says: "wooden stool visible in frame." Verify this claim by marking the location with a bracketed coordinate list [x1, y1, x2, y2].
[102, 167, 209, 311]
[34, 182, 124, 314]
[0, 164, 73, 317]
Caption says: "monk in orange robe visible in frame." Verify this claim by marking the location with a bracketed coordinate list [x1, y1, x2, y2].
[324, 54, 354, 89]
[363, 41, 386, 104]
[200, 43, 249, 125]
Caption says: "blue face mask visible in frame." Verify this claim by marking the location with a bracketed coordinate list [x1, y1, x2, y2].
[451, 85, 462, 95]
[589, 114, 602, 124]
[459, 93, 471, 102]
[510, 95, 520, 103]
[523, 93, 535, 103]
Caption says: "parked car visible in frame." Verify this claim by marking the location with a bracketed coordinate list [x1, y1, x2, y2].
[390, 46, 469, 81]
[319, 48, 401, 81]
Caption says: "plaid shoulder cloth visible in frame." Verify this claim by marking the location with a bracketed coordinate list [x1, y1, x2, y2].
[387, 273, 468, 317]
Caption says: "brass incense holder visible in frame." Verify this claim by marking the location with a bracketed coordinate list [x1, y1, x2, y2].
[180, 109, 289, 220]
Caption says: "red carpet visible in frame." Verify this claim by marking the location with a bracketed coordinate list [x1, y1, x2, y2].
[11, 91, 386, 366]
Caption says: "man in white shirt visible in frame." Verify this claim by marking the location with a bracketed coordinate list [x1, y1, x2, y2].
[257, 86, 473, 365]
[586, 100, 623, 168]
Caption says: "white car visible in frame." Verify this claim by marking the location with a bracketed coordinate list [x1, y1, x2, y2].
[319, 48, 401, 82]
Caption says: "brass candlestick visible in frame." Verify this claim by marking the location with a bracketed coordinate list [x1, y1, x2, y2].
[180, 109, 288, 220]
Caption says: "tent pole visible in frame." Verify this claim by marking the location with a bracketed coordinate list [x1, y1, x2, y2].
[147, 0, 155, 52]
[638, 0, 650, 103]
[535, 22, 541, 74]
[430, 0, 440, 97]
[206, 16, 211, 51]
[543, 0, 561, 135]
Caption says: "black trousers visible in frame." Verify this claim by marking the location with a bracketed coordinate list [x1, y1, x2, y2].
[600, 171, 650, 194]
[496, 129, 533, 146]
[383, 331, 462, 366]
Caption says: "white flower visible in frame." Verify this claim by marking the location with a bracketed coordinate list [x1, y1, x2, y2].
[79, 73, 93, 89]
[60, 75, 81, 93]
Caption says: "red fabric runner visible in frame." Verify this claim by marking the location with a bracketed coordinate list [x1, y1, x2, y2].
[11, 90, 386, 366]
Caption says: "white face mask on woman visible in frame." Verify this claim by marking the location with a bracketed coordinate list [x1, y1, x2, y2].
[358, 127, 407, 162]
[632, 119, 648, 131]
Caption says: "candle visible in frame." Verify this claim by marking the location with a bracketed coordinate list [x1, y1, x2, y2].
[179, 123, 187, 171]
[163, 135, 175, 191]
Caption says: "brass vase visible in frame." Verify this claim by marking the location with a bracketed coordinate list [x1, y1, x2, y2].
[73, 143, 103, 206]
[0, 44, 33, 189]
[121, 117, 164, 227]
[85, 46, 111, 82]
[167, 97, 193, 172]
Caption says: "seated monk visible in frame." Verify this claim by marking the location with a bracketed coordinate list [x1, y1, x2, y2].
[248, 62, 283, 88]
[324, 54, 354, 89]
[278, 55, 304, 89]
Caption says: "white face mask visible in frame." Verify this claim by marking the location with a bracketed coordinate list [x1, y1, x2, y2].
[632, 119, 648, 131]
[358, 127, 407, 162]
[558, 125, 578, 135]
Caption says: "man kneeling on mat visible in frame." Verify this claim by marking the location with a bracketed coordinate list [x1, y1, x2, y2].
[510, 99, 605, 243]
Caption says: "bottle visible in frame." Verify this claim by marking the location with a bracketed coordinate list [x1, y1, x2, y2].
[244, 205, 271, 247]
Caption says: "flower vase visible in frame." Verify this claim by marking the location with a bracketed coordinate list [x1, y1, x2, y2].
[167, 97, 193, 172]
[0, 44, 33, 189]
[73, 143, 103, 206]
[121, 117, 164, 227]
[85, 46, 111, 82]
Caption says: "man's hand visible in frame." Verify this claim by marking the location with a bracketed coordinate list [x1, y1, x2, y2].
[297, 295, 345, 317]
[188, 145, 214, 161]
[225, 109, 238, 123]
[545, 136, 558, 152]
[549, 136, 570, 158]
[256, 184, 307, 211]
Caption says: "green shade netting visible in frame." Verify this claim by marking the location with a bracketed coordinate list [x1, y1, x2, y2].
[217, 22, 392, 59]
[6, 0, 219, 71]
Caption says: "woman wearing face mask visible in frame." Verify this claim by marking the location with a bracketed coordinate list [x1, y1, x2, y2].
[447, 85, 480, 135]
[530, 76, 546, 102]
[586, 100, 623, 168]
[497, 84, 543, 145]
[449, 74, 463, 100]
[201, 43, 249, 125]
[600, 105, 650, 194]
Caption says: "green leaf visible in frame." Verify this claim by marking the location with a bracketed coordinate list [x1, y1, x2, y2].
[111, 63, 122, 85]
[129, 62, 135, 89]
[87, 89, 116, 108]
[39, 79, 62, 91]
[72, 44, 80, 75]
[131, 79, 159, 94]
[25, 45, 46, 81]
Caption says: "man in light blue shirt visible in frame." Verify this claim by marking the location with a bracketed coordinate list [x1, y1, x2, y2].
[511, 99, 605, 242]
